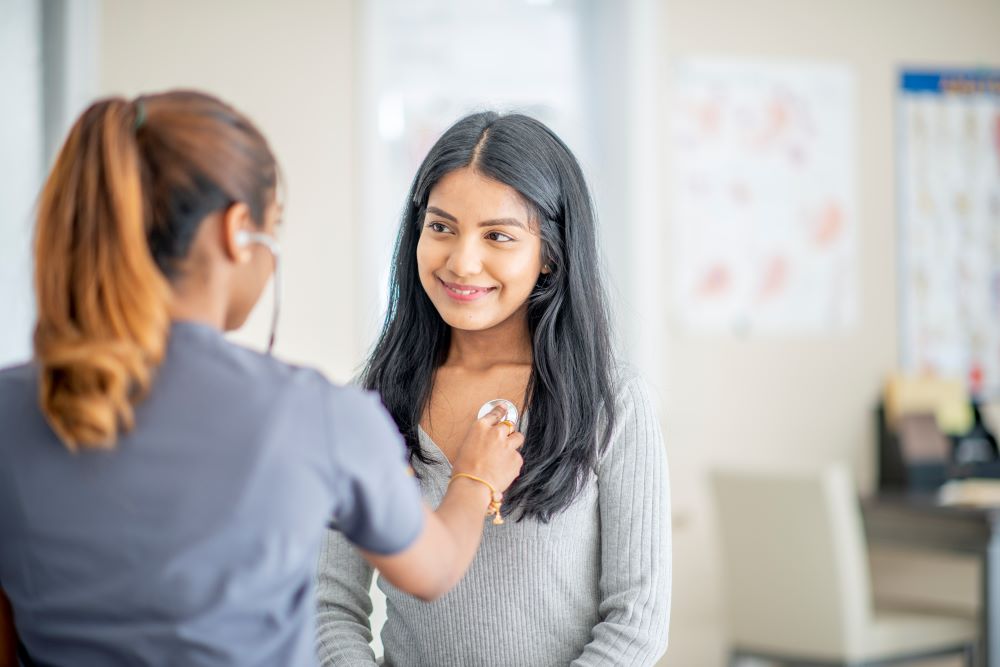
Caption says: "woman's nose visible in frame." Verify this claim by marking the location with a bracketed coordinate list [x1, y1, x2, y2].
[445, 238, 483, 277]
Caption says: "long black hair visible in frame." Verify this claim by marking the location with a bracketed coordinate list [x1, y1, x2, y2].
[361, 112, 617, 522]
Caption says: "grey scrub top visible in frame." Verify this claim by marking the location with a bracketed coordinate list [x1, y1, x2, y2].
[0, 321, 423, 666]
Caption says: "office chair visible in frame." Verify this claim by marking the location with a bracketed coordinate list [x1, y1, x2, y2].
[712, 464, 977, 666]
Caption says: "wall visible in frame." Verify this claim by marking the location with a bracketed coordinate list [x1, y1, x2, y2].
[0, 0, 43, 368]
[100, 0, 360, 380]
[659, 0, 1000, 664]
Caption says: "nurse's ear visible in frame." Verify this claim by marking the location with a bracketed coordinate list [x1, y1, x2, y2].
[221, 203, 255, 264]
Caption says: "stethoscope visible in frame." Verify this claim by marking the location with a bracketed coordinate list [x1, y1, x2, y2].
[477, 399, 520, 433]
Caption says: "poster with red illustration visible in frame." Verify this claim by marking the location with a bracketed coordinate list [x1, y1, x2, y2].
[899, 69, 1000, 397]
[671, 59, 857, 335]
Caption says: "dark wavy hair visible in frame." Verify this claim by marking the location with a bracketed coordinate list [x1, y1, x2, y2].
[361, 112, 617, 522]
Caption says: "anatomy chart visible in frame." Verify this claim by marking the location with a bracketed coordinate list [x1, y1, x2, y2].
[899, 69, 1000, 396]
[671, 59, 857, 335]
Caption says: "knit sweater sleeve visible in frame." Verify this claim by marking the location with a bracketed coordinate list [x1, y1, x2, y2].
[572, 374, 672, 666]
[315, 527, 380, 666]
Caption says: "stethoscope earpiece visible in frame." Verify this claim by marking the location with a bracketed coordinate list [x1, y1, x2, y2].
[232, 230, 282, 355]
[236, 230, 279, 255]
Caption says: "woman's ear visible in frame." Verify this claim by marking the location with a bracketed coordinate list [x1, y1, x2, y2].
[221, 203, 254, 263]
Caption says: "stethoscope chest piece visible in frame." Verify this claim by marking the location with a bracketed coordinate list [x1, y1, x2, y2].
[477, 399, 519, 430]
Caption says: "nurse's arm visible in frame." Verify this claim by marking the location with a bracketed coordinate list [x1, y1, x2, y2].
[361, 475, 494, 601]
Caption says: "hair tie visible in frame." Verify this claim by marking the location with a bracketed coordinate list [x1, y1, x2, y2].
[133, 100, 146, 131]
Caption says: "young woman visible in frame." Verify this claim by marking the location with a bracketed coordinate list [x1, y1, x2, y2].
[0, 91, 523, 666]
[316, 113, 671, 666]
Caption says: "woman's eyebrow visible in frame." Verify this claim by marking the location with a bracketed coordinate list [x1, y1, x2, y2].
[426, 206, 457, 222]
[426, 206, 527, 230]
[477, 218, 526, 230]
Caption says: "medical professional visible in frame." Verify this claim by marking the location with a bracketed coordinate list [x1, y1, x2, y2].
[0, 90, 523, 666]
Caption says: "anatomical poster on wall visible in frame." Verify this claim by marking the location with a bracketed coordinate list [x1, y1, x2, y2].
[671, 59, 857, 336]
[898, 68, 1000, 397]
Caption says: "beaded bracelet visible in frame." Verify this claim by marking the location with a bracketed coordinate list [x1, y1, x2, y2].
[450, 472, 505, 525]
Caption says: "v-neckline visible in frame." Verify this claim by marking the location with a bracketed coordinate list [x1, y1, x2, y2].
[416, 426, 454, 472]
[417, 422, 532, 524]
[417, 411, 528, 474]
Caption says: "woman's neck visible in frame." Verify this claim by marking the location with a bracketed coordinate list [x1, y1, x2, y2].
[446, 309, 532, 371]
[168, 278, 227, 330]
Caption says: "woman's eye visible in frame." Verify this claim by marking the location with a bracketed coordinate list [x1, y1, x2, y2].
[427, 222, 451, 234]
[486, 231, 515, 243]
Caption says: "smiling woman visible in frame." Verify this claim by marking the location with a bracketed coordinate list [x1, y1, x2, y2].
[418, 169, 550, 329]
[316, 112, 672, 667]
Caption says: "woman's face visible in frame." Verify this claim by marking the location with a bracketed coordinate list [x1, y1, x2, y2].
[417, 167, 547, 333]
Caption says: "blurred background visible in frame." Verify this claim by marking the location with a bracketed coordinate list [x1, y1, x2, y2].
[2, 1, 999, 665]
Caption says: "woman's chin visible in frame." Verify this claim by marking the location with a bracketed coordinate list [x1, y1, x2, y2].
[440, 315, 497, 332]
[223, 308, 253, 332]
[434, 306, 502, 333]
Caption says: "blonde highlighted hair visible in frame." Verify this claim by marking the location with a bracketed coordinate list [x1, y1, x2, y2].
[33, 91, 276, 449]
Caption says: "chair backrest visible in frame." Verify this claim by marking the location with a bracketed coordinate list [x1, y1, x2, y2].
[711, 464, 873, 657]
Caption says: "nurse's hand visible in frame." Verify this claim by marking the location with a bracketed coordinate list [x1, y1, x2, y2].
[361, 404, 523, 602]
[451, 403, 524, 494]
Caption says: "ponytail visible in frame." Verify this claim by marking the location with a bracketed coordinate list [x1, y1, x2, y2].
[34, 99, 171, 450]
[33, 90, 276, 450]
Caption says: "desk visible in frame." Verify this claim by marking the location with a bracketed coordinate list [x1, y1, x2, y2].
[863, 493, 1000, 667]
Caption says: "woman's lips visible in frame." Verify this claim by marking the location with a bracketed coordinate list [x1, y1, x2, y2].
[439, 278, 496, 302]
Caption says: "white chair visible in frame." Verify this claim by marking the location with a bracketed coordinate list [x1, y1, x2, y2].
[711, 464, 977, 666]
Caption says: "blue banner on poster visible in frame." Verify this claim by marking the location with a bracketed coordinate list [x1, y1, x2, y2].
[901, 69, 1000, 95]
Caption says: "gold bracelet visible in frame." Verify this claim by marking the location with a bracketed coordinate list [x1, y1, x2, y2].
[450, 472, 505, 525]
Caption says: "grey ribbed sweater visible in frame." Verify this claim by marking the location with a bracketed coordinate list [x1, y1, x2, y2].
[315, 374, 671, 666]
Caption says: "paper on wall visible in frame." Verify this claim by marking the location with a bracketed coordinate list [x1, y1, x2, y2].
[671, 59, 858, 335]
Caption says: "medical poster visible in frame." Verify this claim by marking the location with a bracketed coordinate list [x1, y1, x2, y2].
[671, 59, 858, 335]
[898, 69, 1000, 396]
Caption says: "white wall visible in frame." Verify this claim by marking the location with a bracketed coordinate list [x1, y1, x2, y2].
[659, 0, 1000, 663]
[100, 0, 360, 380]
[0, 0, 43, 368]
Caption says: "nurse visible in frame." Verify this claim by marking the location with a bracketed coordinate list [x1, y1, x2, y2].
[0, 90, 523, 666]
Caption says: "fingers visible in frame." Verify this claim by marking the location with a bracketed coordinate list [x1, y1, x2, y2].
[508, 432, 525, 451]
[482, 404, 507, 426]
